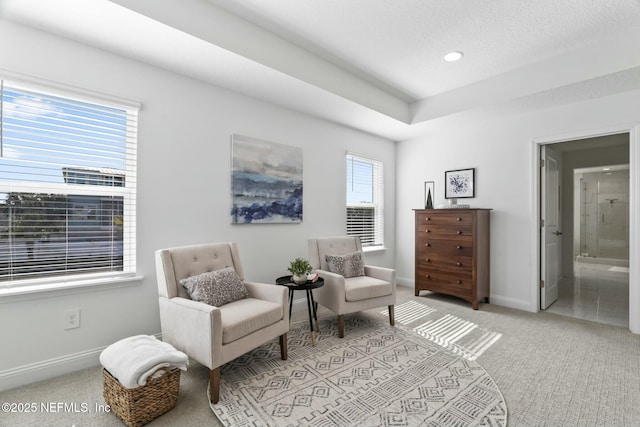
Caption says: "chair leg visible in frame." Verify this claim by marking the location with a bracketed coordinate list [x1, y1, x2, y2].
[209, 367, 220, 404]
[279, 333, 288, 360]
[388, 305, 395, 326]
[337, 314, 345, 338]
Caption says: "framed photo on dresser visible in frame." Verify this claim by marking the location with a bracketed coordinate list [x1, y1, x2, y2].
[445, 168, 475, 199]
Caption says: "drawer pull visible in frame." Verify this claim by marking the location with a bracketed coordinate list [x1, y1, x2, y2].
[425, 243, 431, 247]
[425, 274, 431, 279]
[456, 217, 462, 221]
[425, 229, 431, 233]
[425, 258, 431, 262]
[456, 245, 462, 249]
[456, 230, 462, 235]
[456, 262, 462, 266]
[425, 217, 431, 221]
[456, 280, 462, 284]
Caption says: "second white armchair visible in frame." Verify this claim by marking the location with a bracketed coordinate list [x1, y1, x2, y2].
[308, 236, 396, 337]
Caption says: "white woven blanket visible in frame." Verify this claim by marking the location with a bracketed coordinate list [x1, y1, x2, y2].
[100, 335, 188, 388]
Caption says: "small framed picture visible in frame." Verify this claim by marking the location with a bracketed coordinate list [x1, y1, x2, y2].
[445, 168, 475, 199]
[424, 181, 435, 209]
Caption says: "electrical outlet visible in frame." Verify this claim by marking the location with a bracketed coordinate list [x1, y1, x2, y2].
[64, 308, 80, 330]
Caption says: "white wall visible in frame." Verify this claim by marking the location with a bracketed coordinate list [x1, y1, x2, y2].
[0, 21, 396, 391]
[396, 90, 640, 311]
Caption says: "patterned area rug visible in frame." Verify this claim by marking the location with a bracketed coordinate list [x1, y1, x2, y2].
[210, 318, 507, 427]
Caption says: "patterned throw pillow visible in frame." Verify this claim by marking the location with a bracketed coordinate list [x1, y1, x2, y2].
[325, 251, 365, 278]
[180, 267, 249, 307]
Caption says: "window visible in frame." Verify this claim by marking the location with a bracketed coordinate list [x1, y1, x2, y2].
[0, 78, 138, 288]
[346, 152, 383, 247]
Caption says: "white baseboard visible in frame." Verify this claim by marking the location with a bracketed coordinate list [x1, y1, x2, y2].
[488, 294, 532, 312]
[396, 276, 531, 312]
[396, 277, 414, 288]
[291, 296, 312, 314]
[0, 347, 103, 393]
[0, 333, 162, 393]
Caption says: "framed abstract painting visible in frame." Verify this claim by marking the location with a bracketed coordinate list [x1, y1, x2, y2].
[231, 134, 303, 224]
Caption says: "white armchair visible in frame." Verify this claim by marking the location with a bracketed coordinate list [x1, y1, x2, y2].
[155, 242, 288, 404]
[308, 236, 396, 337]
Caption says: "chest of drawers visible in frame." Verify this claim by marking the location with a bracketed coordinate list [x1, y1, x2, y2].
[414, 209, 491, 310]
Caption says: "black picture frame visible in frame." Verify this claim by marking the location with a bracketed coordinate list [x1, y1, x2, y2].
[445, 168, 475, 199]
[424, 181, 435, 209]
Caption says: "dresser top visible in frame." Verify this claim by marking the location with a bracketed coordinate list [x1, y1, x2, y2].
[414, 208, 492, 211]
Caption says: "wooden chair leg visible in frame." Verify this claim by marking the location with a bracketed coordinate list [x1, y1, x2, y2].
[279, 333, 288, 360]
[388, 305, 395, 326]
[209, 367, 220, 404]
[337, 314, 345, 338]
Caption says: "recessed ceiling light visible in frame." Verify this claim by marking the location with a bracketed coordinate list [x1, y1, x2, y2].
[443, 51, 463, 62]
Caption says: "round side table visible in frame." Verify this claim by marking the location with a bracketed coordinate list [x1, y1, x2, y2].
[276, 275, 325, 346]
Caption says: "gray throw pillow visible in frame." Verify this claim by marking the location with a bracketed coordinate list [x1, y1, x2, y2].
[180, 267, 249, 307]
[325, 251, 365, 278]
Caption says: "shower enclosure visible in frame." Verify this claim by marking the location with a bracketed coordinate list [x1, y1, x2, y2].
[576, 166, 629, 265]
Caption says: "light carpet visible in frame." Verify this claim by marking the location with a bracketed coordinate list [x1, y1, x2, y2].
[209, 317, 507, 427]
[382, 301, 503, 361]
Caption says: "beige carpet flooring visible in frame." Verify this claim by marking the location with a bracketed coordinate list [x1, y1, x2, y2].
[2, 285, 640, 426]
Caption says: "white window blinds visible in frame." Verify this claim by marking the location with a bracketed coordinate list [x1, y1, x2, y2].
[0, 79, 138, 287]
[346, 152, 383, 247]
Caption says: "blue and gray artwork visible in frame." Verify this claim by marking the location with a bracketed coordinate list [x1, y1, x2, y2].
[231, 135, 303, 224]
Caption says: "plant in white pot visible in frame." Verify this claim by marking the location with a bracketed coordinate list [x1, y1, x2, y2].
[288, 258, 313, 285]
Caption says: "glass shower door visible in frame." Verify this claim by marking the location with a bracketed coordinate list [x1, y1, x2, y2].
[596, 170, 629, 260]
[578, 167, 629, 261]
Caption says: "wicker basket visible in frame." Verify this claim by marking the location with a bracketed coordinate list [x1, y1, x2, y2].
[102, 367, 180, 427]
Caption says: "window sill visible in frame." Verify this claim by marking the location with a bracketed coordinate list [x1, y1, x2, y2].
[0, 274, 144, 303]
[363, 246, 387, 254]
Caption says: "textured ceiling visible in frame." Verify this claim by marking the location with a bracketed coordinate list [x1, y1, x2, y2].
[207, 0, 640, 100]
[2, 0, 640, 140]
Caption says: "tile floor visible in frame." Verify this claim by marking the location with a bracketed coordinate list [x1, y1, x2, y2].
[546, 260, 629, 328]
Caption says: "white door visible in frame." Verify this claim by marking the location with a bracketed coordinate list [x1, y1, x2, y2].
[541, 145, 561, 309]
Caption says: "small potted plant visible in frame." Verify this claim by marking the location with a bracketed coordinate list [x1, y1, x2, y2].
[288, 257, 313, 284]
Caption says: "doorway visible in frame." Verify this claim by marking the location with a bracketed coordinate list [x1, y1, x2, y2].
[539, 133, 631, 328]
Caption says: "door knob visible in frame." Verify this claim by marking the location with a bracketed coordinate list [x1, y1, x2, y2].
[553, 231, 563, 236]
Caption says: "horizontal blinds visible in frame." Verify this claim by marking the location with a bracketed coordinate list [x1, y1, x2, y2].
[346, 207, 375, 245]
[346, 153, 383, 247]
[0, 79, 138, 286]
